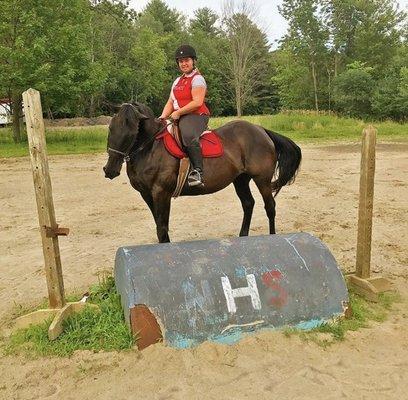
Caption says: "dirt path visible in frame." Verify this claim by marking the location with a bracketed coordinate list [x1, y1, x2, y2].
[0, 143, 407, 399]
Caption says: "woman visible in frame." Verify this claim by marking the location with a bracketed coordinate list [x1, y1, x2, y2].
[159, 44, 210, 187]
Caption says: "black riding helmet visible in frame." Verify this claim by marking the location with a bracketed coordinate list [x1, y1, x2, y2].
[175, 44, 197, 61]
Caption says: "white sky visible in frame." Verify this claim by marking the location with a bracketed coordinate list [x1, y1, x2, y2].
[129, 0, 408, 49]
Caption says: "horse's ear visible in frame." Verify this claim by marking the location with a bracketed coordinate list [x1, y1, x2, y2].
[131, 103, 149, 120]
[135, 110, 149, 120]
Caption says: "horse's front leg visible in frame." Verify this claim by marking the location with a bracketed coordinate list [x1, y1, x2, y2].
[151, 189, 172, 243]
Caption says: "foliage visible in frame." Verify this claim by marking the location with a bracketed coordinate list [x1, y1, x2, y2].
[272, 49, 315, 110]
[283, 290, 401, 347]
[277, 0, 407, 119]
[1, 112, 407, 158]
[190, 7, 220, 36]
[222, 2, 272, 116]
[189, 9, 232, 116]
[279, 0, 330, 111]
[333, 62, 375, 118]
[4, 275, 135, 357]
[0, 0, 95, 141]
[3, 278, 401, 357]
[0, 0, 407, 129]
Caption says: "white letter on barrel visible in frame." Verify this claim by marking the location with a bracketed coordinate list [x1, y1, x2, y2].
[221, 274, 261, 314]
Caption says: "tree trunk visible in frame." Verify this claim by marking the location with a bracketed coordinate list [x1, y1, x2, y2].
[311, 61, 319, 112]
[89, 94, 95, 118]
[327, 66, 332, 114]
[12, 92, 23, 143]
[334, 53, 339, 78]
[235, 84, 242, 117]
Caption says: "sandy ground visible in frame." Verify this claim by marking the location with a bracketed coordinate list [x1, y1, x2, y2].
[0, 142, 407, 399]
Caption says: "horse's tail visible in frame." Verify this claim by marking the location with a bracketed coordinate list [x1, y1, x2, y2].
[264, 129, 302, 197]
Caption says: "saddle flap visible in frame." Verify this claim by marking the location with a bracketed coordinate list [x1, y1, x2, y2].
[158, 129, 223, 159]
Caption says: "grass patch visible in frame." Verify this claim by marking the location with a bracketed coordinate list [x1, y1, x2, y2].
[2, 282, 400, 357]
[1, 112, 407, 158]
[283, 290, 401, 347]
[210, 114, 408, 143]
[4, 275, 135, 358]
[0, 125, 108, 158]
[4, 282, 400, 358]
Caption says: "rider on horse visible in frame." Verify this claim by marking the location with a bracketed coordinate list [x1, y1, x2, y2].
[159, 45, 210, 187]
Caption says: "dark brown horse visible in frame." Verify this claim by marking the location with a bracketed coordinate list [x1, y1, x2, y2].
[103, 103, 302, 243]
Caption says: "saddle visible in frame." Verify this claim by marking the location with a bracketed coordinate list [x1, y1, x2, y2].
[156, 124, 224, 159]
[156, 123, 224, 198]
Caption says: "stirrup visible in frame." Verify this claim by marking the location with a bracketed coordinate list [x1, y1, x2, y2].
[188, 169, 204, 187]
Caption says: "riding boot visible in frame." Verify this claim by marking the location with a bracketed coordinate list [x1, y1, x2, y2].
[185, 142, 204, 187]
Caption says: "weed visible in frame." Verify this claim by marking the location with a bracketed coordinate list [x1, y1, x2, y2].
[284, 290, 400, 347]
[3, 279, 400, 357]
[4, 275, 134, 358]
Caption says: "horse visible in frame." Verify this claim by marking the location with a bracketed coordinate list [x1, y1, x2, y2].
[103, 102, 302, 243]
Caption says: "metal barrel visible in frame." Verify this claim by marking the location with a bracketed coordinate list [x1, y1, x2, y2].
[115, 233, 349, 349]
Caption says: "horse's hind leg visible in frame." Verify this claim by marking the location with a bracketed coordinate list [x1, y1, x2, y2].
[233, 174, 255, 236]
[254, 178, 276, 234]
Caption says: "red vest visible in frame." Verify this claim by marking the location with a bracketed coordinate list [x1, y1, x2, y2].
[172, 71, 210, 116]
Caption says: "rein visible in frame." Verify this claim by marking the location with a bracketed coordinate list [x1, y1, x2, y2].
[107, 107, 171, 163]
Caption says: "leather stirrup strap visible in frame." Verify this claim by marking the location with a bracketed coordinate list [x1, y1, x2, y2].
[173, 122, 184, 150]
[172, 157, 190, 198]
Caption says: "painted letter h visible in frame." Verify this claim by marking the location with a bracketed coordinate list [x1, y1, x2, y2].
[221, 274, 261, 314]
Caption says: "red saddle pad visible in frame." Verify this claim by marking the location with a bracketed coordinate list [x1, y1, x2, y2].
[157, 129, 224, 159]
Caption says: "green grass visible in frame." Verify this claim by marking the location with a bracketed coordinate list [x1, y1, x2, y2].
[3, 275, 135, 358]
[0, 125, 108, 158]
[210, 113, 408, 142]
[1, 112, 407, 158]
[3, 278, 400, 357]
[283, 289, 401, 347]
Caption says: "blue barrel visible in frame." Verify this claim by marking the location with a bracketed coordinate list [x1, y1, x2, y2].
[115, 233, 349, 349]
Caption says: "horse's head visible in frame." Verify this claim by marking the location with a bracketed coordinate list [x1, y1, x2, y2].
[103, 103, 148, 179]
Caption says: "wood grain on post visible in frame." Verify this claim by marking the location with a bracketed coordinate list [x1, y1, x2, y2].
[355, 125, 376, 279]
[22, 88, 65, 308]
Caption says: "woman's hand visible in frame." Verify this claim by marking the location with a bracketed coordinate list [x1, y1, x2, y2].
[170, 110, 181, 120]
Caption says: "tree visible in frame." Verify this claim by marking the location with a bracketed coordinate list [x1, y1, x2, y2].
[333, 61, 375, 118]
[129, 27, 169, 105]
[190, 7, 220, 36]
[140, 0, 189, 98]
[322, 0, 405, 76]
[279, 0, 329, 111]
[143, 0, 184, 34]
[86, 0, 138, 115]
[189, 8, 231, 115]
[0, 0, 92, 142]
[398, 67, 408, 119]
[272, 49, 315, 110]
[222, 1, 271, 117]
[371, 44, 408, 120]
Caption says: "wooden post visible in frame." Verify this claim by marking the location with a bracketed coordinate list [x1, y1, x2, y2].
[348, 126, 392, 301]
[22, 88, 66, 308]
[356, 125, 376, 279]
[14, 89, 96, 339]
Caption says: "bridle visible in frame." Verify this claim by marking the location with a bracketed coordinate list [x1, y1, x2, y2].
[107, 104, 171, 163]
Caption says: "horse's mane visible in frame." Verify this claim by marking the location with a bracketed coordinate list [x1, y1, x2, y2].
[120, 102, 158, 158]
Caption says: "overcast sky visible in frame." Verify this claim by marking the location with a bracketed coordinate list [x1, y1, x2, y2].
[129, 0, 407, 49]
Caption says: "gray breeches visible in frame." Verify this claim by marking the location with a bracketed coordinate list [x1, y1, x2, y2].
[178, 114, 209, 147]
